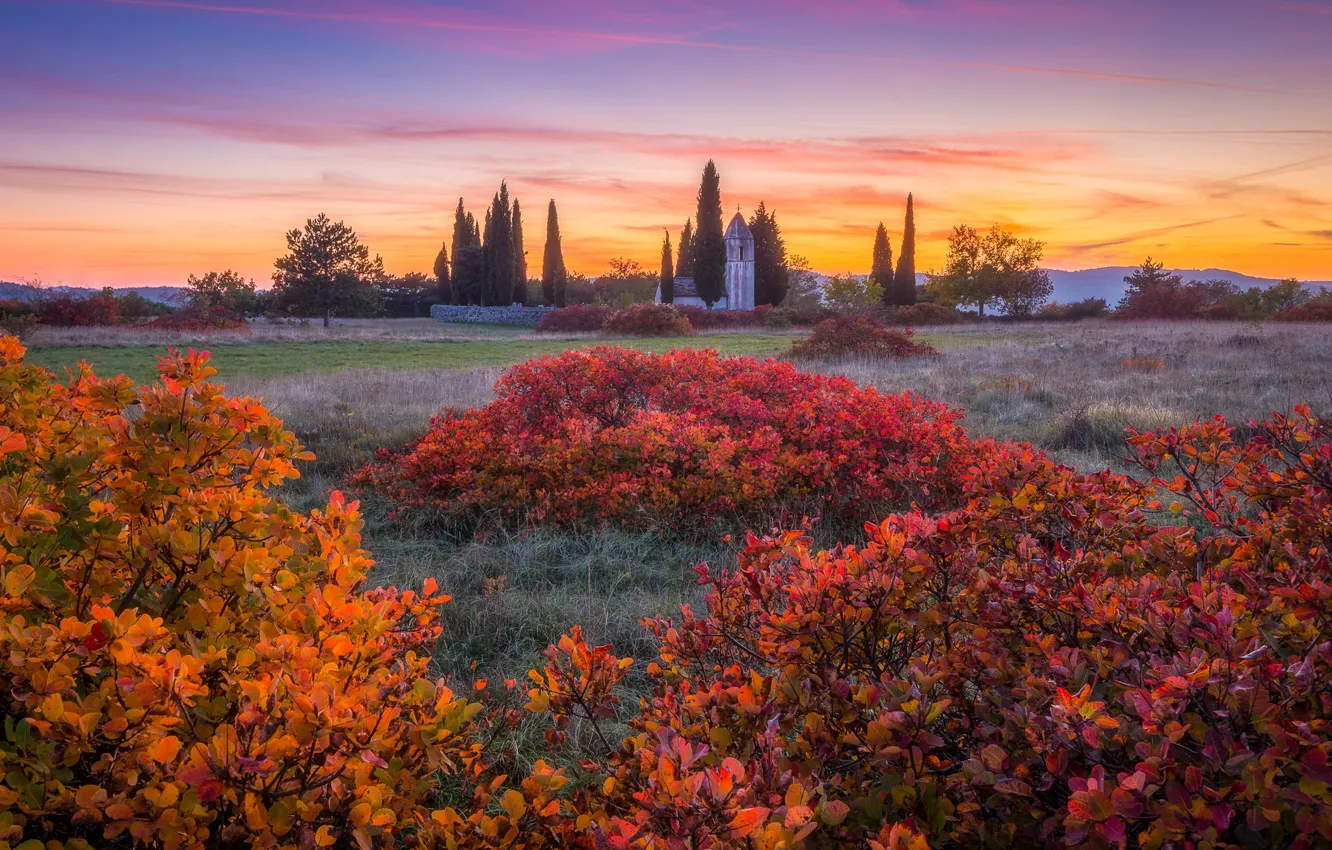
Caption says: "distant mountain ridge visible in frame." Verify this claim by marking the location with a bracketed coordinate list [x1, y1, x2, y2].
[1033, 268, 1332, 306]
[0, 281, 182, 304]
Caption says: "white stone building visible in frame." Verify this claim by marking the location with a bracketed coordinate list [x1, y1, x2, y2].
[655, 212, 755, 310]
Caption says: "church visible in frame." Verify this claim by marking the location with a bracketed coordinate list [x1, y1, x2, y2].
[655, 212, 755, 310]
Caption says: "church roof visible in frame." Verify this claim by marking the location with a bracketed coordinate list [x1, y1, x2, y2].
[725, 212, 753, 240]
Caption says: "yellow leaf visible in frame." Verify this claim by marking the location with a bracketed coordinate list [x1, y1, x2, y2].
[315, 825, 338, 847]
[40, 693, 63, 723]
[501, 789, 525, 821]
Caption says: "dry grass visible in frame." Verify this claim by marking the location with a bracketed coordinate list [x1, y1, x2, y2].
[25, 317, 536, 348]
[820, 320, 1332, 471]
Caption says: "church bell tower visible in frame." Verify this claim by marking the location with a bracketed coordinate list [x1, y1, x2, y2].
[724, 210, 755, 310]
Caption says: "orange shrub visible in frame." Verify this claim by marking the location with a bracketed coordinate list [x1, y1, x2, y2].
[600, 303, 694, 337]
[791, 316, 938, 359]
[0, 337, 488, 849]
[355, 346, 1007, 536]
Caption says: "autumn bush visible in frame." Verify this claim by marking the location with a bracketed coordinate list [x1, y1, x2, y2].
[600, 303, 695, 337]
[35, 292, 120, 326]
[534, 304, 610, 333]
[790, 316, 938, 360]
[0, 337, 490, 849]
[870, 303, 968, 326]
[1274, 300, 1332, 322]
[144, 304, 248, 331]
[354, 346, 1001, 537]
[674, 305, 769, 330]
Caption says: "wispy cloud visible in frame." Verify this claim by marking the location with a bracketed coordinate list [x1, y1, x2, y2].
[97, 0, 1264, 90]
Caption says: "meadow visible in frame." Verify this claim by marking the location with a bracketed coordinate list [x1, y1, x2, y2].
[25, 317, 1331, 688]
[10, 316, 1332, 846]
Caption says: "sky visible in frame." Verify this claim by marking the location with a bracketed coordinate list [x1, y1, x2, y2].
[2, 0, 1331, 288]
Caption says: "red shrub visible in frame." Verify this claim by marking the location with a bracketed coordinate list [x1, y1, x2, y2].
[1274, 300, 1332, 322]
[144, 305, 248, 330]
[535, 304, 610, 333]
[791, 316, 938, 359]
[674, 305, 770, 330]
[36, 293, 120, 326]
[355, 346, 1007, 536]
[600, 302, 694, 337]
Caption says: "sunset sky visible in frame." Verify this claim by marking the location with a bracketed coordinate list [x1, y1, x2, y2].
[2, 0, 1331, 287]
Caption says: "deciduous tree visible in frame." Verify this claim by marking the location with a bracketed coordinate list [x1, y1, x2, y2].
[926, 224, 1051, 316]
[184, 269, 259, 314]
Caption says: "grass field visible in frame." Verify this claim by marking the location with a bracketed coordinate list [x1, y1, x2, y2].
[22, 318, 1038, 383]
[22, 317, 1332, 691]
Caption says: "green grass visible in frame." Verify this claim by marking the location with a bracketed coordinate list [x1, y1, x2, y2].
[25, 329, 1038, 384]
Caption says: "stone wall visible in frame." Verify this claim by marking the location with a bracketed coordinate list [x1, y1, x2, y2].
[430, 304, 554, 327]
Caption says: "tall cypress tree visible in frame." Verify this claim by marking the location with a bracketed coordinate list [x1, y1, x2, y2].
[660, 230, 674, 303]
[450, 199, 469, 303]
[676, 220, 694, 279]
[542, 200, 566, 307]
[433, 240, 451, 305]
[511, 198, 527, 305]
[749, 202, 789, 307]
[692, 161, 725, 307]
[871, 222, 896, 304]
[892, 194, 917, 305]
[485, 182, 515, 306]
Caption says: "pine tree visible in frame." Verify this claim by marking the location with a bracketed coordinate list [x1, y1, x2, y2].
[891, 194, 917, 305]
[676, 220, 694, 279]
[749, 202, 789, 307]
[433, 240, 451, 305]
[660, 230, 674, 303]
[692, 161, 726, 307]
[511, 198, 527, 305]
[871, 222, 896, 304]
[542, 200, 566, 307]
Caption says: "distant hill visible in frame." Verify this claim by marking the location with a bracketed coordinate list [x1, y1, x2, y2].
[1035, 268, 1332, 306]
[0, 281, 183, 304]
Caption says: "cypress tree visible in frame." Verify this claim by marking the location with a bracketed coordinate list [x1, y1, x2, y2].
[892, 193, 917, 305]
[511, 198, 527, 305]
[485, 182, 515, 306]
[450, 199, 469, 304]
[749, 202, 789, 306]
[660, 230, 674, 303]
[692, 161, 725, 307]
[871, 222, 896, 304]
[542, 200, 566, 307]
[433, 240, 451, 305]
[676, 220, 694, 279]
